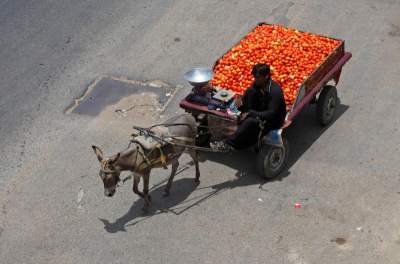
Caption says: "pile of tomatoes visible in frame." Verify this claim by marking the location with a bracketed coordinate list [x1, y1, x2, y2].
[211, 24, 341, 106]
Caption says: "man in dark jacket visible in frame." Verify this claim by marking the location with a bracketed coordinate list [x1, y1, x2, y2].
[211, 63, 286, 151]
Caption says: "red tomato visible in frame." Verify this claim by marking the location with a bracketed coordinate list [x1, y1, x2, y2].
[211, 24, 341, 105]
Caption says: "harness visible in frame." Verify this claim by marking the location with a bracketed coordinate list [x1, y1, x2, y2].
[132, 138, 191, 171]
[133, 143, 160, 171]
[130, 123, 196, 169]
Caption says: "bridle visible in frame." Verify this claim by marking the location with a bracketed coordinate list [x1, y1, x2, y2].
[100, 159, 118, 173]
[99, 159, 121, 185]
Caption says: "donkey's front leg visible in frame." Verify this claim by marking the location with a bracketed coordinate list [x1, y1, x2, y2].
[189, 150, 200, 184]
[142, 170, 152, 210]
[132, 175, 144, 198]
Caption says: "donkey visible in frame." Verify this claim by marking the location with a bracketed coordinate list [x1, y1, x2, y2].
[92, 114, 199, 210]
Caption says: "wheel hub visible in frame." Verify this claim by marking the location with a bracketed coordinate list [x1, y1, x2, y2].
[325, 97, 337, 120]
[269, 148, 285, 171]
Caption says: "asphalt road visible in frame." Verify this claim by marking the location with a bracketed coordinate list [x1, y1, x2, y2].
[1, 0, 400, 263]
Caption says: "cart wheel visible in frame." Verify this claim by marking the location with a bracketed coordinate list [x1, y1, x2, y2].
[316, 85, 338, 126]
[256, 137, 289, 179]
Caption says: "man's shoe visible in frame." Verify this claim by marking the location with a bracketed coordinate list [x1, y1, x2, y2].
[210, 141, 234, 152]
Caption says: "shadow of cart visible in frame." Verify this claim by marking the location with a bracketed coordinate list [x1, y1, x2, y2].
[99, 103, 348, 232]
[203, 103, 349, 185]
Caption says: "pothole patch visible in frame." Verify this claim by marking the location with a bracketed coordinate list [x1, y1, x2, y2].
[65, 76, 179, 116]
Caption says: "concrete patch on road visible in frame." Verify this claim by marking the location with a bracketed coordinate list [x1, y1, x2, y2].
[65, 76, 178, 116]
[65, 76, 181, 134]
[92, 91, 165, 133]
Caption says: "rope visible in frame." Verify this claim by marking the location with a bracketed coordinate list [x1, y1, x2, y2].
[131, 122, 234, 154]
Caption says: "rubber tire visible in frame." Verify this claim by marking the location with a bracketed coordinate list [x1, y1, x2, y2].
[256, 137, 289, 180]
[316, 85, 338, 126]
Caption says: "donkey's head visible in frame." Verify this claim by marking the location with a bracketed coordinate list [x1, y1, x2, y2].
[92, 146, 121, 197]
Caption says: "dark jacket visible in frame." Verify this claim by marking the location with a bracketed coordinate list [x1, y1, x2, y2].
[239, 80, 286, 128]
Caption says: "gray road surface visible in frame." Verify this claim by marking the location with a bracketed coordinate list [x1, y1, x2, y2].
[1, 0, 400, 263]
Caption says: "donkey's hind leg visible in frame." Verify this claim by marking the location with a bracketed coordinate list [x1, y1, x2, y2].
[188, 149, 200, 184]
[142, 171, 152, 211]
[164, 159, 179, 197]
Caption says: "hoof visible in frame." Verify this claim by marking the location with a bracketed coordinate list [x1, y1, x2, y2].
[163, 190, 170, 197]
[194, 179, 200, 185]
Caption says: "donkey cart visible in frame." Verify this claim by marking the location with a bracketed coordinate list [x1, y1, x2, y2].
[91, 24, 352, 210]
[179, 23, 352, 179]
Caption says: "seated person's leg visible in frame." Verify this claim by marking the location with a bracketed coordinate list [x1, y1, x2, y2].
[226, 117, 260, 150]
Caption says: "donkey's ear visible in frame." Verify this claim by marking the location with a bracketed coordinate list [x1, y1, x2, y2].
[92, 145, 104, 162]
[109, 152, 121, 164]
